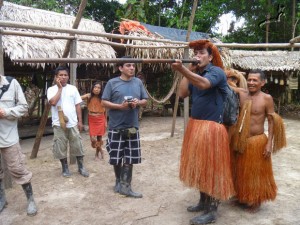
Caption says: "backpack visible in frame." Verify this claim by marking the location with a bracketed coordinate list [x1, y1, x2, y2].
[0, 76, 14, 100]
[221, 85, 239, 126]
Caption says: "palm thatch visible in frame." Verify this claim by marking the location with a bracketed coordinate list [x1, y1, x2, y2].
[0, 2, 116, 68]
[229, 50, 300, 71]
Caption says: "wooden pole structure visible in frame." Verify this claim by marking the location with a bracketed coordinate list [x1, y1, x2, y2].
[13, 58, 199, 64]
[69, 39, 78, 165]
[183, 0, 199, 133]
[1, 21, 300, 49]
[0, 20, 186, 45]
[290, 35, 300, 44]
[0, 31, 13, 188]
[69, 40, 77, 86]
[30, 0, 88, 159]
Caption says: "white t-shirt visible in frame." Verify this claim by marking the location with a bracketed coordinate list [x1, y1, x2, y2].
[47, 84, 82, 128]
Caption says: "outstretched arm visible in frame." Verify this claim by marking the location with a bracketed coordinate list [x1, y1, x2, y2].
[172, 60, 211, 90]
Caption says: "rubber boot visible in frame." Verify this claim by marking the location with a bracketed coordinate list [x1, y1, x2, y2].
[113, 164, 122, 193]
[76, 156, 89, 177]
[187, 192, 207, 212]
[119, 165, 142, 198]
[60, 158, 71, 177]
[0, 179, 7, 213]
[22, 183, 37, 216]
[190, 197, 219, 225]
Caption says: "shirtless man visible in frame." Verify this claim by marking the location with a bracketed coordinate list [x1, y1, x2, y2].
[232, 69, 277, 212]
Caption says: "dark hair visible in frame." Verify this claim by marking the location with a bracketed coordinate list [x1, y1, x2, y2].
[207, 47, 212, 55]
[90, 81, 103, 100]
[55, 66, 69, 75]
[249, 69, 265, 81]
[117, 56, 133, 67]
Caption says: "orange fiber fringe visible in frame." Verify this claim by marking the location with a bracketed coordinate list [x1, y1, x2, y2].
[232, 100, 252, 153]
[235, 134, 277, 205]
[270, 113, 287, 153]
[179, 119, 235, 200]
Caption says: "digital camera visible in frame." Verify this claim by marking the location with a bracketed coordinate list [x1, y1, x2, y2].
[124, 96, 133, 102]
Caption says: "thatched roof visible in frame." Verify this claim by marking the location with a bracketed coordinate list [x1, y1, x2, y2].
[229, 50, 300, 71]
[0, 2, 116, 68]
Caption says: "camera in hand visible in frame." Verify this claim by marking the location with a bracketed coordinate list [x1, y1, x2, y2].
[124, 96, 133, 102]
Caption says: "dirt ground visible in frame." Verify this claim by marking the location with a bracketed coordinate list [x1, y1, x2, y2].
[1, 116, 300, 225]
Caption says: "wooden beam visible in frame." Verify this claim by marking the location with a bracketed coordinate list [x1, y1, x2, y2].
[0, 30, 74, 40]
[0, 21, 186, 45]
[0, 29, 187, 49]
[290, 35, 300, 44]
[13, 58, 199, 64]
[1, 22, 299, 48]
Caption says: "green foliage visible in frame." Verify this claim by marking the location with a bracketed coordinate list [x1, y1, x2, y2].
[147, 70, 174, 98]
[222, 0, 300, 44]
[84, 0, 121, 32]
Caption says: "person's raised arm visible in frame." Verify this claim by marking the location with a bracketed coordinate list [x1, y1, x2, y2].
[48, 78, 62, 106]
[172, 60, 211, 90]
[81, 93, 91, 100]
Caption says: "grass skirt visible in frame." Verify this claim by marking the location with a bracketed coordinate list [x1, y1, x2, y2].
[235, 134, 277, 205]
[179, 118, 235, 200]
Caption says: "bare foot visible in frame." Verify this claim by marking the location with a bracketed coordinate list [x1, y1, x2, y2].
[94, 155, 101, 161]
[246, 203, 261, 213]
[100, 151, 104, 160]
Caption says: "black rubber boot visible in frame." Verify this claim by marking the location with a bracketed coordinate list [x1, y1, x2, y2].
[187, 192, 207, 212]
[22, 183, 37, 216]
[0, 179, 8, 213]
[119, 165, 142, 198]
[60, 158, 71, 177]
[113, 164, 122, 193]
[190, 196, 219, 225]
[76, 156, 89, 177]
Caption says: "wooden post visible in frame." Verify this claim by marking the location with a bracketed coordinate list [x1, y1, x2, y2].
[69, 39, 78, 165]
[69, 39, 77, 85]
[30, 104, 51, 159]
[171, 73, 181, 137]
[0, 32, 13, 188]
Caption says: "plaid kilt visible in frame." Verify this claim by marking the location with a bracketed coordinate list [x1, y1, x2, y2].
[106, 129, 141, 165]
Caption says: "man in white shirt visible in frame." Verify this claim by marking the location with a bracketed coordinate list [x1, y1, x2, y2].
[47, 66, 89, 178]
[0, 74, 37, 216]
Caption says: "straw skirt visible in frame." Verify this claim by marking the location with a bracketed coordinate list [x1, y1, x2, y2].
[235, 134, 277, 205]
[179, 118, 235, 200]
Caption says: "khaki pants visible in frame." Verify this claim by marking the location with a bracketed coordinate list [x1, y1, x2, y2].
[52, 126, 85, 159]
[0, 142, 32, 185]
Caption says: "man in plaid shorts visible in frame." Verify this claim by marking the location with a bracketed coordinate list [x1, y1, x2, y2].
[102, 56, 148, 198]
